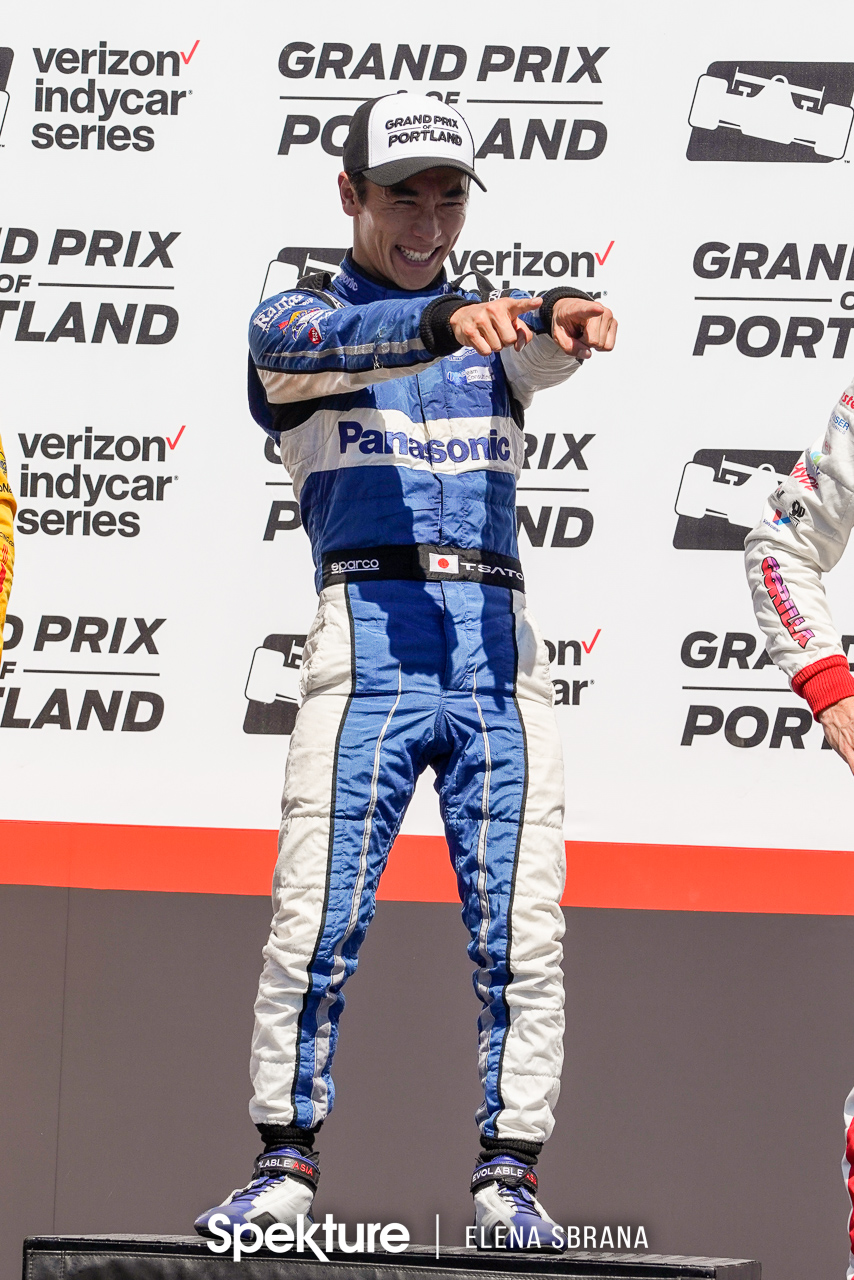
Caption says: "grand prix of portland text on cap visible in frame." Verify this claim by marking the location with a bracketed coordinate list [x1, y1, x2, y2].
[342, 93, 486, 191]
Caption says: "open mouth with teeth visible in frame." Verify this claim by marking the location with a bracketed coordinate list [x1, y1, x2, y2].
[396, 245, 441, 265]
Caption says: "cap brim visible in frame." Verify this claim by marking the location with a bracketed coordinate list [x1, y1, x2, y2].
[361, 156, 486, 193]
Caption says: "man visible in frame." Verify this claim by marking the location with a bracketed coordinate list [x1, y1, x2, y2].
[0, 432, 15, 662]
[197, 93, 617, 1247]
[744, 375, 854, 1279]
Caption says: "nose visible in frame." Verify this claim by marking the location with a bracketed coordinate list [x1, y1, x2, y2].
[410, 201, 442, 244]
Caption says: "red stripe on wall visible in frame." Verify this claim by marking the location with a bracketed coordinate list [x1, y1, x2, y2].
[1, 820, 853, 914]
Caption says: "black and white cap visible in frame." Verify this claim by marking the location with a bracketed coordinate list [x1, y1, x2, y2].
[343, 93, 485, 191]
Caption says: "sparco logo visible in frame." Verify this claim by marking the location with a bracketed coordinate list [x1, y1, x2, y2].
[276, 41, 608, 163]
[687, 62, 854, 162]
[673, 450, 800, 550]
[330, 557, 379, 573]
[29, 39, 197, 152]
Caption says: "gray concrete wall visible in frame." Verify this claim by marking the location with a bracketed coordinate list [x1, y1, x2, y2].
[1, 885, 851, 1280]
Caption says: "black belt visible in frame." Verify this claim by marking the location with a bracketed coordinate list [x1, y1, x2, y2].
[321, 544, 525, 591]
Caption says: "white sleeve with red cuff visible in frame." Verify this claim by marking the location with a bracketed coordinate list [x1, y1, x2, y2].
[744, 375, 854, 718]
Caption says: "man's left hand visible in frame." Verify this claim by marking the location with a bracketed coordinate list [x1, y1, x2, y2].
[551, 298, 617, 360]
[818, 696, 854, 776]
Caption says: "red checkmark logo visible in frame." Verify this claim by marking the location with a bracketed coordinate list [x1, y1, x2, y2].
[581, 628, 601, 654]
[181, 40, 200, 65]
[594, 241, 614, 267]
[167, 424, 186, 450]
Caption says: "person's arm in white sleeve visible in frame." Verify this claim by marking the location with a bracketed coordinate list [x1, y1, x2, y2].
[744, 378, 854, 765]
[499, 289, 616, 408]
[500, 334, 581, 409]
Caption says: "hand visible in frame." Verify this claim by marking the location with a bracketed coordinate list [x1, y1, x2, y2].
[551, 297, 617, 360]
[449, 296, 541, 356]
[818, 696, 854, 775]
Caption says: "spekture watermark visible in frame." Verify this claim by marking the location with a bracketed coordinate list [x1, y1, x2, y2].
[204, 1214, 409, 1261]
[206, 1213, 649, 1260]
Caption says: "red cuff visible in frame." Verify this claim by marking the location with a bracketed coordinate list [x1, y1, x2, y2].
[792, 654, 854, 719]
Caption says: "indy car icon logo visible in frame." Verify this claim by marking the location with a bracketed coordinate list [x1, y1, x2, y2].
[243, 633, 306, 735]
[687, 61, 854, 162]
[260, 246, 346, 302]
[673, 449, 800, 550]
[0, 48, 13, 138]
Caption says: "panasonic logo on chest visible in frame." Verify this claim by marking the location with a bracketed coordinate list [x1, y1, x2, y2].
[337, 422, 511, 462]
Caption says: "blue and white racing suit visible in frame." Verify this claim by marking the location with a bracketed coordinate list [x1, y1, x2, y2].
[247, 255, 584, 1145]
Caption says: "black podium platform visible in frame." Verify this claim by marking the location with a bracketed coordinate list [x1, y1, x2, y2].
[23, 1236, 760, 1280]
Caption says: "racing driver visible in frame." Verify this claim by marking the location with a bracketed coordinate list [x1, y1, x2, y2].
[744, 375, 854, 1280]
[196, 93, 617, 1248]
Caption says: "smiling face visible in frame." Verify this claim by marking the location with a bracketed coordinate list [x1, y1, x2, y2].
[339, 167, 469, 291]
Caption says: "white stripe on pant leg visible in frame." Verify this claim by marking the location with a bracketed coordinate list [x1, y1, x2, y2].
[249, 589, 354, 1127]
[309, 667, 403, 1114]
[344, 665, 403, 945]
[484, 594, 566, 1143]
[470, 668, 495, 1005]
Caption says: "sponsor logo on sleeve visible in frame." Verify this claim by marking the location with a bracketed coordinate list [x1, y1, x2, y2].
[761, 555, 814, 647]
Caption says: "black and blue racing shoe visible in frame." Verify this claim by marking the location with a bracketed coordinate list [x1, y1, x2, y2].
[471, 1156, 564, 1250]
[194, 1148, 319, 1239]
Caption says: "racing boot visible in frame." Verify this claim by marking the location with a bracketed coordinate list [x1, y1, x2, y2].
[471, 1156, 564, 1250]
[194, 1147, 319, 1239]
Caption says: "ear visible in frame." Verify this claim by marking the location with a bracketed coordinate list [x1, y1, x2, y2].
[339, 171, 359, 218]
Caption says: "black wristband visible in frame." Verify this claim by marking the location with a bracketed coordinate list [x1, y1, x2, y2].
[540, 286, 595, 337]
[420, 295, 470, 357]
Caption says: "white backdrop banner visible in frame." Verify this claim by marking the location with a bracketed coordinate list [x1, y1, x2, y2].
[3, 0, 854, 904]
